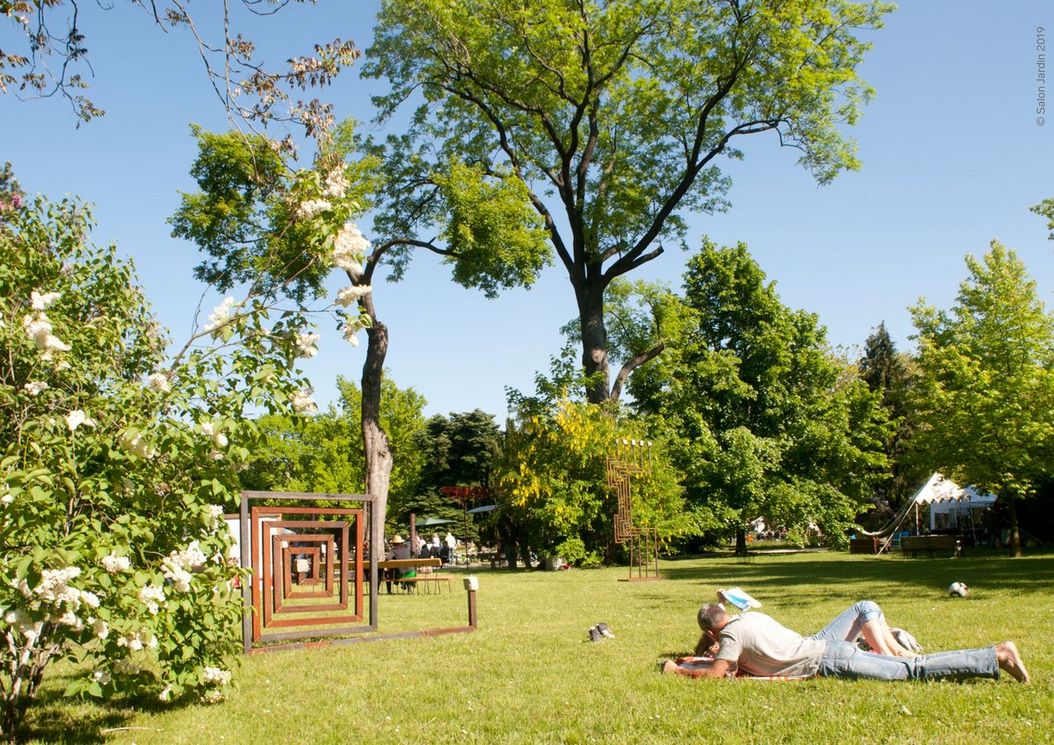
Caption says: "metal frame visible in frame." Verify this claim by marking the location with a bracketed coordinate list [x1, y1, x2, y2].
[240, 492, 375, 653]
[606, 439, 661, 581]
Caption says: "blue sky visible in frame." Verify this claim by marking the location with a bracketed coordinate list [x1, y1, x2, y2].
[3, 1, 1052, 419]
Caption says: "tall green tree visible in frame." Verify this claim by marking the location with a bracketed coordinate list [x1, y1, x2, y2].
[630, 241, 888, 552]
[858, 322, 921, 523]
[365, 0, 893, 404]
[910, 242, 1054, 557]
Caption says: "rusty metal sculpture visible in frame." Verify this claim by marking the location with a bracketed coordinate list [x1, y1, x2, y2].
[606, 439, 661, 581]
[239, 491, 478, 654]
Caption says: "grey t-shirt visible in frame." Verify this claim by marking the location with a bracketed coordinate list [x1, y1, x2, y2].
[714, 613, 826, 678]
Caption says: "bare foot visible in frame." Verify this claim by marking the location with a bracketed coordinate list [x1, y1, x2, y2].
[661, 660, 679, 675]
[995, 641, 1030, 683]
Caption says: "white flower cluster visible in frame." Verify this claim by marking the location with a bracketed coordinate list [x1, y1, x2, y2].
[323, 167, 350, 198]
[1, 482, 13, 507]
[146, 372, 171, 393]
[161, 540, 207, 593]
[93, 618, 109, 640]
[342, 318, 368, 347]
[295, 332, 320, 359]
[139, 584, 166, 615]
[116, 628, 157, 652]
[297, 198, 331, 219]
[290, 387, 318, 415]
[4, 609, 44, 644]
[202, 666, 232, 686]
[102, 553, 131, 574]
[204, 296, 241, 333]
[335, 284, 372, 307]
[22, 381, 48, 396]
[65, 409, 96, 432]
[31, 290, 61, 310]
[121, 430, 156, 459]
[332, 223, 369, 275]
[200, 421, 228, 448]
[205, 504, 224, 530]
[23, 303, 71, 361]
[8, 566, 102, 637]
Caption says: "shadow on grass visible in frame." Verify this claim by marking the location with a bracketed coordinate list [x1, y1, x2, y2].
[17, 668, 191, 745]
[661, 552, 1054, 602]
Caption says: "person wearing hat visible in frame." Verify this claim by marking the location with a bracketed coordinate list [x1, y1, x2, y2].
[384, 534, 414, 593]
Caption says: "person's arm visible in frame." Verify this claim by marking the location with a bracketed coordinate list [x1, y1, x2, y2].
[667, 658, 733, 679]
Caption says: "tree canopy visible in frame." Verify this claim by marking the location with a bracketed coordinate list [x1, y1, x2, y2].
[365, 0, 893, 402]
[910, 242, 1054, 556]
[629, 240, 888, 550]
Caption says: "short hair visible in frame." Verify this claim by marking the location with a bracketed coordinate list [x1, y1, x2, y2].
[697, 602, 729, 632]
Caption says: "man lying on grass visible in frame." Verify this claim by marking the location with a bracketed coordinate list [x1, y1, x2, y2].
[662, 602, 1029, 683]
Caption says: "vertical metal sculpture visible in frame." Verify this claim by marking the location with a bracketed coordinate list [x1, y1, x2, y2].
[606, 439, 661, 581]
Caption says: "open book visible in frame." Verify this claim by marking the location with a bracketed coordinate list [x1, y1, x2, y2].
[718, 587, 761, 611]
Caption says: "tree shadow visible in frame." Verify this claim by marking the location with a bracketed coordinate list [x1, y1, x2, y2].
[17, 669, 191, 744]
[660, 553, 1054, 604]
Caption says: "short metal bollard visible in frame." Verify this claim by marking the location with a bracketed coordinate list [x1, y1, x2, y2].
[464, 575, 478, 628]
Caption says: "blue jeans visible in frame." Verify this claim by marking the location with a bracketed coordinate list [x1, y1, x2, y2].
[818, 639, 999, 681]
[811, 600, 884, 643]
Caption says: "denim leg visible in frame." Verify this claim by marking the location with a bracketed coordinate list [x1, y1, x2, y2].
[819, 640, 999, 681]
[811, 601, 884, 642]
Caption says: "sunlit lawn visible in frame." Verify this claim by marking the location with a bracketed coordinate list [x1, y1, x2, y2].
[22, 551, 1054, 744]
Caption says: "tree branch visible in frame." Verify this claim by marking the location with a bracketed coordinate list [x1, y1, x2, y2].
[609, 342, 666, 401]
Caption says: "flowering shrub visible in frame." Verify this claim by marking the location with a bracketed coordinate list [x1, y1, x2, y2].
[0, 169, 319, 736]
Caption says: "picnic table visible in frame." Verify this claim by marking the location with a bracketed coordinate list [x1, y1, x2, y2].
[900, 534, 963, 558]
[376, 557, 451, 593]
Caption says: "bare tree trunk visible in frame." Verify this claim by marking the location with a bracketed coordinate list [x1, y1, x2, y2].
[575, 278, 610, 404]
[362, 318, 393, 556]
[1007, 498, 1022, 558]
[734, 527, 747, 557]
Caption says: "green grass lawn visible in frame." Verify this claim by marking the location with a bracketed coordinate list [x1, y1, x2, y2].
[20, 551, 1054, 744]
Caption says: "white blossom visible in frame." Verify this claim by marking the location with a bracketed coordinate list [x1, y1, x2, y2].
[23, 381, 48, 396]
[32, 566, 82, 606]
[206, 505, 224, 530]
[296, 198, 331, 219]
[120, 430, 156, 459]
[202, 688, 225, 704]
[139, 584, 166, 614]
[146, 372, 171, 393]
[335, 284, 372, 307]
[65, 410, 95, 432]
[159, 685, 173, 702]
[202, 666, 232, 686]
[93, 618, 109, 640]
[30, 290, 61, 310]
[101, 554, 131, 574]
[80, 590, 101, 609]
[290, 387, 318, 415]
[1, 490, 13, 507]
[200, 421, 227, 448]
[323, 167, 350, 198]
[295, 332, 320, 359]
[204, 296, 240, 333]
[332, 223, 370, 274]
[92, 669, 111, 686]
[58, 610, 84, 631]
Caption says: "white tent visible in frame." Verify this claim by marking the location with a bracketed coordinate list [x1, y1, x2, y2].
[875, 473, 997, 553]
[909, 472, 997, 531]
